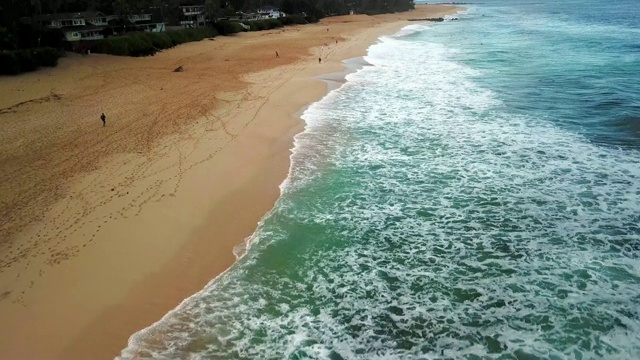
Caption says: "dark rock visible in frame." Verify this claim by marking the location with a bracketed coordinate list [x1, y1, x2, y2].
[408, 17, 444, 22]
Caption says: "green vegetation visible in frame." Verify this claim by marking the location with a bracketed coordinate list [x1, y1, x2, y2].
[0, 0, 416, 71]
[93, 27, 218, 57]
[243, 19, 282, 31]
[93, 15, 314, 57]
[279, 15, 310, 26]
[242, 15, 308, 31]
[213, 20, 246, 35]
[0, 47, 62, 75]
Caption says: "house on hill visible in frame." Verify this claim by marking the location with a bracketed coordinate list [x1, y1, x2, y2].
[180, 5, 206, 28]
[224, 11, 260, 22]
[257, 6, 285, 19]
[24, 11, 166, 42]
[127, 13, 152, 24]
[26, 12, 114, 41]
[127, 13, 165, 33]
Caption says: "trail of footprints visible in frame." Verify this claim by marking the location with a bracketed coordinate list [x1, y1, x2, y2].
[1, 60, 312, 305]
[2, 129, 221, 304]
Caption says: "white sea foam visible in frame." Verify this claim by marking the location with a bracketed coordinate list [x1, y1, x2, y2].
[391, 24, 432, 38]
[119, 17, 640, 360]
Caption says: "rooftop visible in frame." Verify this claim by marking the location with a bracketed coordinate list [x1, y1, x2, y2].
[34, 11, 106, 21]
[257, 6, 279, 12]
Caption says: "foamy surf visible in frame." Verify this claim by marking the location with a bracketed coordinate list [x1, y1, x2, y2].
[119, 2, 640, 358]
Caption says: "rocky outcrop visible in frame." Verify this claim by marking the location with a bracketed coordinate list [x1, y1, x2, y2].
[408, 17, 444, 22]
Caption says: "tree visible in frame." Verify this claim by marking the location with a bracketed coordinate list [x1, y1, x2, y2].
[205, 0, 220, 24]
[113, 0, 130, 33]
[0, 26, 17, 50]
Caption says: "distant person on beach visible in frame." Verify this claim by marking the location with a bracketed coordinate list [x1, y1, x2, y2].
[318, 57, 322, 64]
[275, 51, 280, 58]
[100, 113, 106, 127]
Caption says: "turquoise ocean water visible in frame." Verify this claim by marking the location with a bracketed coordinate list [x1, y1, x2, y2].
[120, 1, 640, 358]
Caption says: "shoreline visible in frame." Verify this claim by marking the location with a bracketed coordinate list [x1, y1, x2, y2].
[0, 6, 461, 359]
[118, 52, 381, 356]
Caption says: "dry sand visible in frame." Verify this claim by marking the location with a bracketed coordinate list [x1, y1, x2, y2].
[0, 5, 460, 359]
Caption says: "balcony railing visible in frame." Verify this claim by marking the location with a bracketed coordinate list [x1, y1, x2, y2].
[129, 14, 152, 22]
[80, 34, 104, 40]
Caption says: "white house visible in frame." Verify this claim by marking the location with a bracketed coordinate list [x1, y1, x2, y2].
[257, 6, 285, 19]
[30, 12, 108, 41]
[63, 27, 104, 41]
[27, 11, 165, 42]
[180, 5, 206, 28]
[126, 14, 165, 32]
[85, 13, 112, 26]
[141, 23, 166, 33]
[128, 14, 152, 24]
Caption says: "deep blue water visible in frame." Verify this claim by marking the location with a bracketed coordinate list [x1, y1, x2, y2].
[120, 1, 640, 359]
[451, 0, 640, 149]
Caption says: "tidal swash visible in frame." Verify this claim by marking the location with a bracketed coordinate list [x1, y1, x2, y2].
[119, 1, 640, 358]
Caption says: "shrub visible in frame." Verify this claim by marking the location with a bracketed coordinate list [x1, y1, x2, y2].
[280, 15, 308, 26]
[40, 29, 65, 49]
[237, 14, 316, 32]
[142, 32, 172, 50]
[166, 30, 188, 45]
[94, 36, 130, 56]
[93, 27, 218, 57]
[305, 15, 320, 23]
[32, 47, 61, 67]
[15, 50, 38, 72]
[126, 34, 154, 57]
[243, 22, 255, 31]
[181, 27, 217, 41]
[241, 15, 312, 32]
[244, 21, 262, 32]
[265, 18, 283, 29]
[0, 27, 16, 50]
[214, 20, 245, 36]
[0, 51, 19, 74]
[0, 47, 62, 75]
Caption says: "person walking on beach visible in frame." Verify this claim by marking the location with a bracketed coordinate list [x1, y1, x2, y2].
[275, 51, 280, 58]
[318, 57, 322, 64]
[100, 113, 106, 127]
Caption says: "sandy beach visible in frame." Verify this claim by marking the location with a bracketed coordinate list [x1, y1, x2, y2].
[0, 5, 459, 359]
